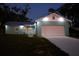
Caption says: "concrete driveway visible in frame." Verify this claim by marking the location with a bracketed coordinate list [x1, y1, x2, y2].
[47, 36, 79, 56]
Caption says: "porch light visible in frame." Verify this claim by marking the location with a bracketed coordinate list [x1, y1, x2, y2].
[42, 17, 48, 21]
[19, 25, 24, 29]
[58, 17, 64, 22]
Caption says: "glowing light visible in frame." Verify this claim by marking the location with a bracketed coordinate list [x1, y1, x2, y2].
[42, 17, 48, 21]
[34, 23, 36, 26]
[19, 25, 24, 29]
[37, 21, 40, 25]
[58, 17, 64, 22]
[5, 25, 8, 29]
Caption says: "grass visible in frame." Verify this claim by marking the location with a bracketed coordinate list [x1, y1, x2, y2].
[0, 34, 69, 56]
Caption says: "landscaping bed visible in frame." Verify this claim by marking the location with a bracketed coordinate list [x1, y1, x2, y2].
[0, 34, 69, 56]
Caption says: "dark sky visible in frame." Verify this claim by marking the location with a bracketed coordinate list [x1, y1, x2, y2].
[7, 3, 64, 20]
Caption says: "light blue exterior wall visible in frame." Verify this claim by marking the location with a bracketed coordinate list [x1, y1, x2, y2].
[5, 26, 25, 34]
[36, 19, 70, 37]
[5, 25, 36, 36]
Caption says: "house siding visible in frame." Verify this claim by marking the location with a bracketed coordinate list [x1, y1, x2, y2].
[36, 13, 70, 37]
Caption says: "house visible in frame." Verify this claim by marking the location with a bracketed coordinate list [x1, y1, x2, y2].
[5, 21, 36, 37]
[5, 12, 71, 38]
[35, 12, 72, 38]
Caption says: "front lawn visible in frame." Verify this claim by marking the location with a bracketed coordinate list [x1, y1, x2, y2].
[0, 34, 69, 56]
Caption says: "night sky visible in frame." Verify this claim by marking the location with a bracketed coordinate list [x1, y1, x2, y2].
[7, 3, 64, 20]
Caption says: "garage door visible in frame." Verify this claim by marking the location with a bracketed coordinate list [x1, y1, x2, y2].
[42, 26, 65, 38]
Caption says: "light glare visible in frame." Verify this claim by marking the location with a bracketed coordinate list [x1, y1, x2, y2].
[19, 25, 24, 29]
[58, 17, 64, 22]
[37, 21, 40, 25]
[5, 25, 8, 29]
[42, 17, 48, 21]
[34, 23, 36, 26]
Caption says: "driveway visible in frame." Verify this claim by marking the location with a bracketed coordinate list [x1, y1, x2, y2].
[47, 36, 79, 56]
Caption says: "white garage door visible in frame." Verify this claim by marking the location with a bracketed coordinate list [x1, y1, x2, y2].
[42, 26, 65, 38]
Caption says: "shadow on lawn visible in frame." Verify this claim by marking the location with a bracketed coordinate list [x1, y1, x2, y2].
[0, 34, 69, 56]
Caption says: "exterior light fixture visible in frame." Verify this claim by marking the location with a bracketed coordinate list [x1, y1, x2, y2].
[37, 21, 40, 25]
[34, 23, 36, 26]
[5, 25, 8, 29]
[42, 17, 48, 21]
[58, 17, 64, 22]
[35, 20, 40, 25]
[19, 25, 24, 29]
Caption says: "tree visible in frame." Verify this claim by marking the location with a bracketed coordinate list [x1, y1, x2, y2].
[0, 3, 10, 34]
[0, 3, 31, 34]
[48, 8, 55, 14]
[58, 3, 79, 27]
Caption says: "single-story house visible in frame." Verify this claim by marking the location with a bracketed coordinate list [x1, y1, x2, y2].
[5, 12, 72, 38]
[35, 12, 72, 38]
[5, 22, 36, 37]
